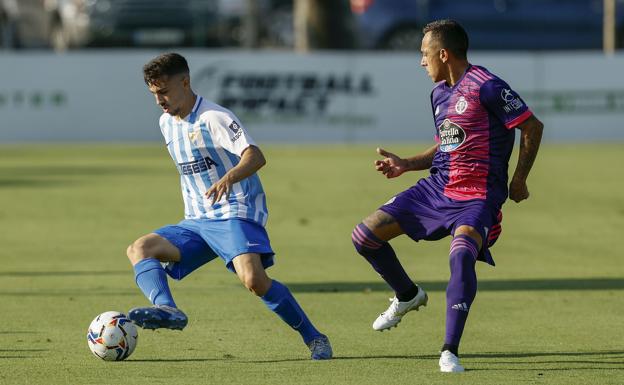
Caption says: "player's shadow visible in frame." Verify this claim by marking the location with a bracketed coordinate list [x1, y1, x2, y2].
[122, 350, 624, 365]
[0, 165, 167, 189]
[1, 165, 159, 178]
[128, 358, 224, 363]
[330, 350, 624, 371]
[286, 278, 624, 293]
[0, 349, 48, 352]
[0, 179, 77, 188]
[0, 348, 48, 359]
[462, 349, 624, 371]
[0, 270, 128, 277]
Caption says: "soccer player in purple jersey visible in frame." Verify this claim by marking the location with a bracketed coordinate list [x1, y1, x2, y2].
[351, 20, 543, 372]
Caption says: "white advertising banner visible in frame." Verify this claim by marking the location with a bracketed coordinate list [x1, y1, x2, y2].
[0, 50, 622, 142]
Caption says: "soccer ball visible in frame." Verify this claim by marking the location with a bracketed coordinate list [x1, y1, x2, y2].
[87, 311, 138, 361]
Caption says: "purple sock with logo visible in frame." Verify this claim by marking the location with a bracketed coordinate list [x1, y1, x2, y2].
[445, 234, 479, 346]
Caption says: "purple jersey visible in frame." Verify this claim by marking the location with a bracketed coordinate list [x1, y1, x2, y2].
[428, 65, 532, 206]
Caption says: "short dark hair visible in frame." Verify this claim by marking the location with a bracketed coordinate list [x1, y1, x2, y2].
[422, 19, 469, 59]
[143, 53, 190, 85]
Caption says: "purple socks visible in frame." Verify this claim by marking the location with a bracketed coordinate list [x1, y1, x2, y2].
[352, 223, 417, 300]
[445, 234, 479, 349]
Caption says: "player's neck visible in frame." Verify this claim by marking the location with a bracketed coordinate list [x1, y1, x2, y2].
[446, 61, 470, 87]
[174, 92, 198, 120]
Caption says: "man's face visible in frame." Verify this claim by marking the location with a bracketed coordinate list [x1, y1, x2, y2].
[420, 32, 445, 83]
[147, 73, 189, 116]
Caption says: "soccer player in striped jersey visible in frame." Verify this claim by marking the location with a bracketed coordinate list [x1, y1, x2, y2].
[126, 53, 332, 360]
[351, 20, 543, 372]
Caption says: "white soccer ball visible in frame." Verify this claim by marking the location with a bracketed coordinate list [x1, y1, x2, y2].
[87, 311, 138, 361]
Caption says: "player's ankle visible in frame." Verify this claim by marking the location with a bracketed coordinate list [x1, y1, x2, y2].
[441, 344, 459, 356]
[396, 284, 419, 302]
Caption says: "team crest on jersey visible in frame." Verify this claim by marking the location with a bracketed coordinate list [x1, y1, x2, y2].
[188, 130, 202, 144]
[455, 96, 468, 114]
[438, 119, 466, 152]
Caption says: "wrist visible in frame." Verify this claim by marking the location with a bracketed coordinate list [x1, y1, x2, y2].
[511, 174, 527, 183]
[223, 171, 236, 183]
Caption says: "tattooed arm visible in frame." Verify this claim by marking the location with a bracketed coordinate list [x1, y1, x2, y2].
[509, 115, 544, 203]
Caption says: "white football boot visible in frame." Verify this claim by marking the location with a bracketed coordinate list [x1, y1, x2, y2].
[439, 350, 465, 373]
[372, 285, 428, 331]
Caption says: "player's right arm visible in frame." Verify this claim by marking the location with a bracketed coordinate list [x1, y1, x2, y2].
[375, 144, 438, 178]
[509, 115, 544, 203]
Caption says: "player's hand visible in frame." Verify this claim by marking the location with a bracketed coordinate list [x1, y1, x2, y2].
[205, 175, 233, 205]
[375, 148, 408, 178]
[509, 177, 529, 203]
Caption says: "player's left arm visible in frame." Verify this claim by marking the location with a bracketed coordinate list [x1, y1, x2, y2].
[205, 145, 266, 204]
[509, 115, 544, 203]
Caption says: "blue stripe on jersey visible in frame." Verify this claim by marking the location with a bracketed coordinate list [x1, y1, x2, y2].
[197, 121, 229, 218]
[220, 149, 244, 217]
[223, 147, 255, 222]
[175, 119, 208, 217]
[240, 174, 266, 225]
[166, 116, 196, 218]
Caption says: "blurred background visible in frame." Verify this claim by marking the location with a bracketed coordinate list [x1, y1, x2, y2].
[0, 0, 623, 143]
[1, 0, 623, 51]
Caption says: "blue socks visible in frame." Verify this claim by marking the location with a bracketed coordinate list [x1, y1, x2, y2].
[261, 280, 321, 344]
[134, 258, 177, 308]
[134, 261, 319, 343]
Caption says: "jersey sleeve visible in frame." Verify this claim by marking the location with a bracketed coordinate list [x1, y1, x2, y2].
[480, 78, 532, 129]
[203, 111, 256, 156]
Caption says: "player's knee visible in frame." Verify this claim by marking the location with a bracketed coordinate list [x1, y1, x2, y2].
[126, 238, 150, 265]
[241, 272, 270, 296]
[351, 224, 382, 257]
[126, 243, 139, 264]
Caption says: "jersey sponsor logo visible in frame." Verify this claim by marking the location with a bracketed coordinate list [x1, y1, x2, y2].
[229, 121, 240, 133]
[229, 121, 242, 142]
[435, 105, 440, 116]
[178, 156, 219, 175]
[501, 88, 525, 113]
[455, 96, 468, 114]
[501, 88, 515, 102]
[438, 119, 466, 152]
[384, 196, 396, 205]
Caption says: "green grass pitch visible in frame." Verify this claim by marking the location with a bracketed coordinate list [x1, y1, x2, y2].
[0, 143, 622, 385]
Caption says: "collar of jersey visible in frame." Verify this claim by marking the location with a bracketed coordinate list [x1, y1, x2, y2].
[444, 64, 472, 91]
[182, 95, 203, 124]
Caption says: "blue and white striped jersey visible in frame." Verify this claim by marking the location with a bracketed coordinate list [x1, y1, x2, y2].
[159, 96, 268, 226]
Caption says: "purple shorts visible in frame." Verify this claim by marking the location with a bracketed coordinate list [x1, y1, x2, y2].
[379, 177, 502, 266]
